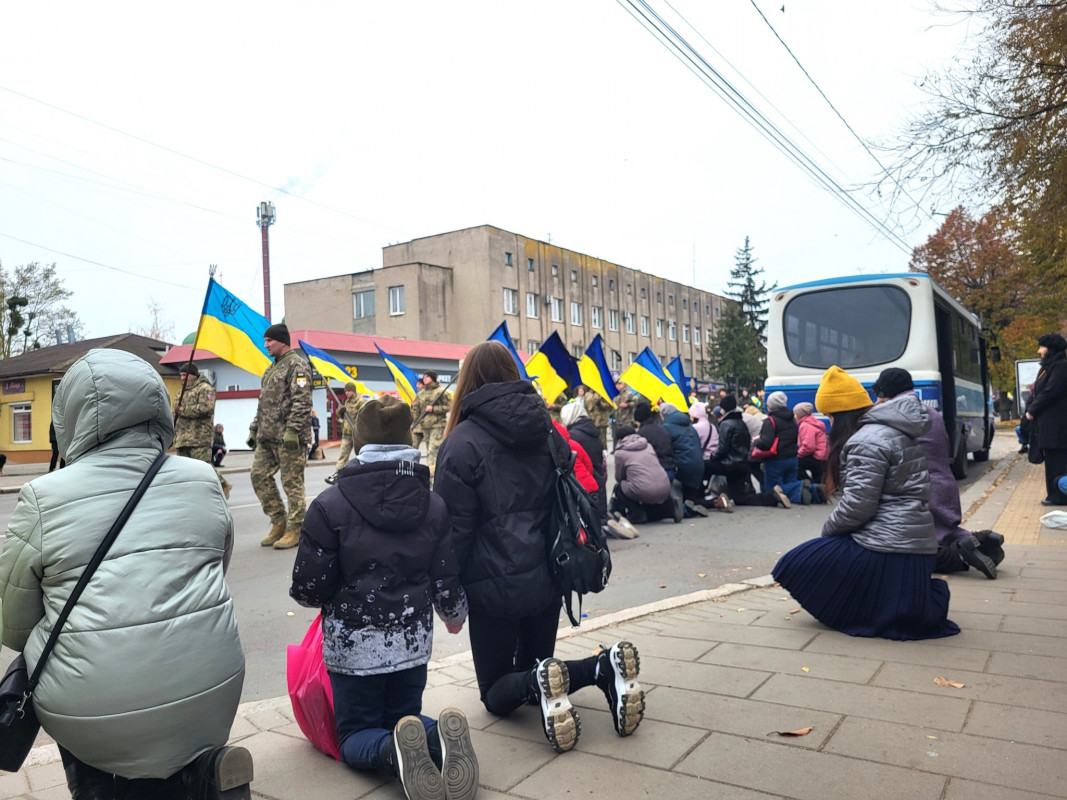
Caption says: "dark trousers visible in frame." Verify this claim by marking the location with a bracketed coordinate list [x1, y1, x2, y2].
[704, 461, 753, 501]
[797, 455, 824, 483]
[49, 443, 64, 472]
[1044, 448, 1067, 503]
[211, 446, 225, 467]
[330, 665, 434, 772]
[611, 484, 671, 523]
[60, 746, 185, 800]
[468, 598, 597, 716]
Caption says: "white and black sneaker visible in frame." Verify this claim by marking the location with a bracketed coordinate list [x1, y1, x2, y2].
[607, 518, 640, 539]
[531, 658, 580, 753]
[596, 641, 645, 737]
[394, 716, 446, 800]
[438, 708, 478, 800]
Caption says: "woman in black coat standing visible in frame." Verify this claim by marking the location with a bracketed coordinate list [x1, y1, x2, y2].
[1026, 333, 1067, 506]
[433, 342, 645, 754]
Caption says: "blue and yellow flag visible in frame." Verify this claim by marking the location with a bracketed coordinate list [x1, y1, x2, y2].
[619, 348, 688, 409]
[298, 340, 373, 397]
[374, 344, 420, 404]
[525, 331, 579, 403]
[666, 356, 696, 399]
[487, 321, 530, 380]
[578, 335, 618, 409]
[197, 278, 272, 376]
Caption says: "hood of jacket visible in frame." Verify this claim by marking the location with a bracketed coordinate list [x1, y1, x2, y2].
[615, 433, 651, 453]
[860, 392, 930, 440]
[689, 403, 708, 422]
[53, 348, 174, 464]
[337, 453, 431, 531]
[460, 380, 553, 449]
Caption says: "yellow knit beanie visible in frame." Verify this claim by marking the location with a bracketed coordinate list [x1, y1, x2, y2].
[815, 366, 873, 414]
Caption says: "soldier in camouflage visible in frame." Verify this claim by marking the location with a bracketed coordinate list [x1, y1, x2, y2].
[332, 382, 366, 473]
[248, 323, 313, 550]
[579, 384, 614, 450]
[412, 371, 451, 471]
[612, 379, 640, 441]
[172, 362, 232, 498]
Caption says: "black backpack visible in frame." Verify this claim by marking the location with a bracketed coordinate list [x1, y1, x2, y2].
[546, 430, 612, 626]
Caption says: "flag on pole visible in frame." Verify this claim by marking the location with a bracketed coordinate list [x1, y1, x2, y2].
[525, 331, 579, 403]
[487, 321, 530, 380]
[374, 344, 420, 404]
[665, 355, 696, 401]
[619, 348, 689, 409]
[298, 340, 373, 397]
[578, 334, 618, 408]
[196, 277, 272, 376]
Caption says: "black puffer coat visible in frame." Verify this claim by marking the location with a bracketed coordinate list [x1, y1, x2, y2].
[753, 406, 799, 461]
[709, 409, 751, 468]
[637, 415, 675, 474]
[1028, 349, 1067, 451]
[433, 381, 567, 618]
[291, 451, 467, 675]
[566, 415, 608, 521]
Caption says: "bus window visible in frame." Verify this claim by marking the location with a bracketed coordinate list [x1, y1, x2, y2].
[784, 286, 912, 369]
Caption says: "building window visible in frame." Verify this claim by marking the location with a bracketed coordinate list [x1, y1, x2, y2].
[571, 269, 578, 282]
[682, 297, 688, 310]
[640, 316, 649, 336]
[706, 304, 711, 315]
[570, 302, 583, 326]
[668, 294, 674, 307]
[656, 319, 664, 338]
[11, 403, 31, 444]
[503, 288, 518, 315]
[608, 309, 619, 331]
[526, 292, 539, 318]
[572, 344, 584, 359]
[706, 328, 714, 345]
[611, 350, 622, 370]
[528, 257, 535, 271]
[505, 251, 513, 266]
[694, 327, 701, 348]
[624, 312, 635, 334]
[388, 285, 405, 315]
[551, 296, 564, 322]
[626, 283, 632, 295]
[640, 287, 647, 299]
[591, 306, 602, 329]
[353, 289, 374, 319]
[682, 324, 690, 343]
[715, 306, 720, 317]
[656, 291, 662, 303]
[528, 339, 541, 353]
[627, 351, 637, 364]
[609, 279, 616, 291]
[551, 264, 559, 276]
[592, 275, 598, 287]
[669, 321, 677, 341]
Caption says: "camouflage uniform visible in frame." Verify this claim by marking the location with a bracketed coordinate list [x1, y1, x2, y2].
[172, 375, 231, 496]
[250, 349, 313, 539]
[583, 389, 613, 450]
[335, 393, 366, 469]
[413, 381, 452, 469]
[612, 388, 640, 438]
[547, 392, 569, 423]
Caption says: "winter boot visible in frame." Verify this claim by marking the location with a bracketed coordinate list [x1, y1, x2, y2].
[272, 528, 301, 550]
[438, 708, 479, 800]
[670, 481, 685, 523]
[62, 755, 113, 800]
[973, 530, 1005, 566]
[181, 745, 254, 800]
[958, 535, 997, 579]
[390, 717, 446, 800]
[260, 519, 286, 547]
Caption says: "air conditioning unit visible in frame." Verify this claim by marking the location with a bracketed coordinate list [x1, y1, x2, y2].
[544, 295, 554, 306]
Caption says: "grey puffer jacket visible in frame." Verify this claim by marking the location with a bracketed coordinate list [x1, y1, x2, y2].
[0, 349, 243, 778]
[821, 392, 936, 554]
[614, 434, 671, 504]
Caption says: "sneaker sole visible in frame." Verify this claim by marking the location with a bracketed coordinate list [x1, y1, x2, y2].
[607, 642, 645, 736]
[395, 717, 447, 800]
[212, 746, 254, 799]
[607, 520, 638, 540]
[438, 708, 479, 800]
[773, 486, 792, 509]
[960, 546, 997, 579]
[720, 494, 734, 513]
[684, 500, 710, 517]
[537, 658, 580, 753]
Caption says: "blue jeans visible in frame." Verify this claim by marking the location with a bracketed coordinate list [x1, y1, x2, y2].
[330, 666, 435, 772]
[764, 457, 805, 503]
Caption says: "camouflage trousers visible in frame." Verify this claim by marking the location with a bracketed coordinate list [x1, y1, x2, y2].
[336, 430, 355, 470]
[176, 446, 231, 492]
[425, 426, 446, 470]
[251, 441, 306, 530]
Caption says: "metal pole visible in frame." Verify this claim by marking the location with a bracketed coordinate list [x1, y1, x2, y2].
[261, 223, 272, 322]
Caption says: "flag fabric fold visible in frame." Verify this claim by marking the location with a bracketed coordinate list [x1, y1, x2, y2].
[487, 321, 530, 380]
[619, 348, 689, 409]
[196, 277, 272, 376]
[666, 355, 696, 402]
[298, 340, 373, 396]
[525, 331, 580, 402]
[374, 344, 420, 404]
[578, 335, 618, 408]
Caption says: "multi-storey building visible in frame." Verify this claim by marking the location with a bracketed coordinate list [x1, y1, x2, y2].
[284, 224, 728, 378]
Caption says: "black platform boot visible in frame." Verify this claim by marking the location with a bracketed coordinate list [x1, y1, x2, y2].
[181, 746, 253, 800]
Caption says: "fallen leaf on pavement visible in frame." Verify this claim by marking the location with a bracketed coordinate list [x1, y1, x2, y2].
[698, 573, 707, 578]
[801, 667, 810, 673]
[737, 608, 746, 612]
[770, 727, 813, 737]
[286, 611, 294, 617]
[789, 608, 802, 614]
[933, 677, 965, 688]
[926, 735, 938, 740]
[658, 584, 667, 589]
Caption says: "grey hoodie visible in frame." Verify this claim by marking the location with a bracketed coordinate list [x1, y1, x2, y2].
[822, 392, 936, 554]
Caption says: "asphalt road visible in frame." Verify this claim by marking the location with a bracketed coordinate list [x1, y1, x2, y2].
[0, 434, 1013, 703]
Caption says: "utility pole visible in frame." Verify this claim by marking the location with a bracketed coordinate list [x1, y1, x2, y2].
[257, 201, 276, 321]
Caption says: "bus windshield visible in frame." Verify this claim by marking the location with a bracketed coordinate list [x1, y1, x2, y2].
[783, 285, 912, 370]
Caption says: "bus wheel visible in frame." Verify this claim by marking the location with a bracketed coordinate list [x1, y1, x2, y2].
[973, 449, 990, 463]
[951, 442, 969, 479]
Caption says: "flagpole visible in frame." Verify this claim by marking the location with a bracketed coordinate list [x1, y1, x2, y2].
[175, 264, 217, 415]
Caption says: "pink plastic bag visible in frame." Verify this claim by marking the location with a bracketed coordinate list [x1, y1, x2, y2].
[286, 615, 342, 760]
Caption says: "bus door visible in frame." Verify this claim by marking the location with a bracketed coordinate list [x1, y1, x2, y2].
[934, 304, 959, 443]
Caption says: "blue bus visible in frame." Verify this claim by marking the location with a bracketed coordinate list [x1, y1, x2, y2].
[764, 273, 995, 478]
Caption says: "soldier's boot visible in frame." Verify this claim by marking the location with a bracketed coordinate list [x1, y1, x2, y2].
[260, 519, 286, 547]
[220, 477, 232, 500]
[273, 528, 301, 550]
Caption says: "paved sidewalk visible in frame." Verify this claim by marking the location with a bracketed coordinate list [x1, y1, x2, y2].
[4, 454, 1066, 799]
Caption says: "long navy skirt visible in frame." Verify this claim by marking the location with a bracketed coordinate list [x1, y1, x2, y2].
[772, 535, 960, 641]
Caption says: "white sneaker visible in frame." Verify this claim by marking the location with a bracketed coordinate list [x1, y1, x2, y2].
[532, 658, 580, 753]
[607, 518, 640, 539]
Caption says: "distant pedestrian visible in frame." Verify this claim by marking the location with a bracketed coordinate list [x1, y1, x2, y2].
[794, 402, 827, 487]
[610, 425, 671, 527]
[578, 384, 612, 450]
[612, 380, 640, 440]
[309, 410, 320, 457]
[172, 362, 232, 498]
[212, 423, 228, 467]
[413, 371, 451, 472]
[1025, 332, 1067, 506]
[333, 382, 366, 474]
[49, 421, 64, 471]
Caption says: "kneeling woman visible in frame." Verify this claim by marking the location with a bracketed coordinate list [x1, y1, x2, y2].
[772, 366, 960, 640]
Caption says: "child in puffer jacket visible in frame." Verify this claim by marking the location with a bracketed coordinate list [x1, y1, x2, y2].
[290, 397, 476, 800]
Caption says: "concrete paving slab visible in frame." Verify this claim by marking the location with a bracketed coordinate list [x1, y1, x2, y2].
[696, 641, 884, 684]
[655, 616, 820, 651]
[636, 654, 772, 697]
[458, 727, 555, 793]
[824, 715, 1067, 797]
[964, 699, 1067, 748]
[950, 595, 1067, 620]
[871, 661, 1067, 713]
[1000, 614, 1067, 636]
[988, 650, 1067, 681]
[239, 730, 375, 800]
[548, 705, 707, 770]
[944, 777, 1065, 800]
[803, 634, 996, 672]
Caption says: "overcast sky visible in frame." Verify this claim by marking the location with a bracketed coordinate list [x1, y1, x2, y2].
[0, 0, 975, 345]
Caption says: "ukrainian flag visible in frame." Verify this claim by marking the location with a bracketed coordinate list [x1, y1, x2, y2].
[298, 340, 373, 397]
[375, 344, 420, 404]
[619, 348, 689, 409]
[525, 331, 579, 403]
[578, 335, 617, 408]
[197, 278, 272, 376]
[487, 321, 530, 380]
[666, 355, 696, 398]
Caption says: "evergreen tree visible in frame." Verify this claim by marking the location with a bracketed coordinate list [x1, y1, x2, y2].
[707, 300, 765, 395]
[725, 236, 777, 345]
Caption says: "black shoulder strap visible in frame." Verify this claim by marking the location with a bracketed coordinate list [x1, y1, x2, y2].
[26, 451, 169, 693]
